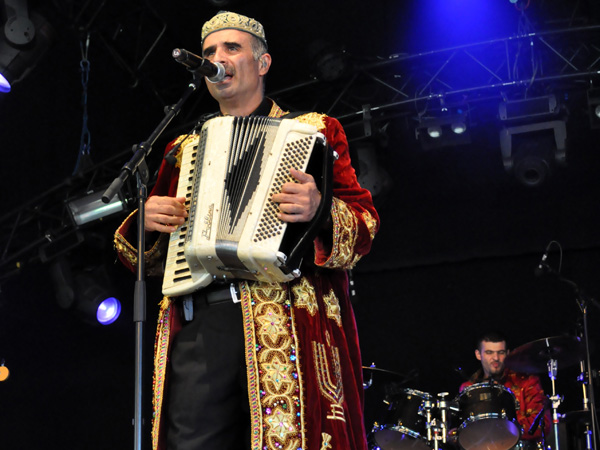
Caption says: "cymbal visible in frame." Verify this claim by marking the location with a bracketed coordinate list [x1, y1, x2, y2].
[505, 335, 586, 374]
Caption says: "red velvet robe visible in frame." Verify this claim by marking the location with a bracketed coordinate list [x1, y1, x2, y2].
[459, 369, 552, 443]
[114, 101, 379, 450]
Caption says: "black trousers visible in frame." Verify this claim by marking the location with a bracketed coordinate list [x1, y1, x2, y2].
[166, 296, 250, 450]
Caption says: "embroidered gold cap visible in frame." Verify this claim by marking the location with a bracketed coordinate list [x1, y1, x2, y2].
[201, 11, 267, 46]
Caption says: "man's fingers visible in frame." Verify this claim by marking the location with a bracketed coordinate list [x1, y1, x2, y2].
[289, 168, 313, 183]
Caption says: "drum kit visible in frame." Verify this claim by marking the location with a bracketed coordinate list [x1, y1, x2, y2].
[366, 335, 596, 450]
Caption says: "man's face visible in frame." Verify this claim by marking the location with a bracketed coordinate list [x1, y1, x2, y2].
[475, 340, 509, 378]
[201, 29, 269, 107]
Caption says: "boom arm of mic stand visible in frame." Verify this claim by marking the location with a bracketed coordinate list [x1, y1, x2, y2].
[102, 79, 200, 204]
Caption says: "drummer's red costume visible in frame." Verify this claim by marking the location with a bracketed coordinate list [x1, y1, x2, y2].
[460, 368, 552, 442]
[115, 90, 379, 448]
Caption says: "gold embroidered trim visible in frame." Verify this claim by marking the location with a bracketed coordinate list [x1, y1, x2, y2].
[268, 101, 287, 118]
[320, 197, 359, 269]
[240, 281, 264, 450]
[295, 112, 327, 131]
[361, 209, 378, 241]
[113, 209, 168, 271]
[323, 290, 342, 327]
[202, 11, 266, 44]
[320, 433, 333, 449]
[312, 332, 346, 422]
[172, 134, 200, 169]
[114, 210, 140, 267]
[291, 277, 318, 316]
[244, 281, 304, 449]
[152, 296, 174, 450]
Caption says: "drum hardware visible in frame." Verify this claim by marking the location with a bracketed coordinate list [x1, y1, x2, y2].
[436, 392, 450, 445]
[548, 358, 564, 450]
[456, 381, 521, 450]
[370, 388, 434, 450]
[505, 335, 588, 450]
[576, 360, 596, 450]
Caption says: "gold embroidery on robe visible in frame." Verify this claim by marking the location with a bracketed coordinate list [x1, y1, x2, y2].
[151, 296, 174, 450]
[295, 112, 327, 131]
[323, 289, 342, 327]
[312, 332, 346, 422]
[361, 209, 378, 241]
[292, 276, 318, 316]
[320, 432, 333, 449]
[245, 281, 304, 449]
[321, 197, 359, 269]
[114, 211, 168, 274]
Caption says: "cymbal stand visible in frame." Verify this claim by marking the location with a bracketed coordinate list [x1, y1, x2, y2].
[577, 361, 594, 450]
[547, 359, 563, 450]
[430, 418, 443, 450]
[437, 392, 450, 446]
[424, 395, 434, 443]
[576, 290, 598, 450]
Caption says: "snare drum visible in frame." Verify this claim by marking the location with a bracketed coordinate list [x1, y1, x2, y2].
[371, 388, 433, 450]
[457, 383, 521, 450]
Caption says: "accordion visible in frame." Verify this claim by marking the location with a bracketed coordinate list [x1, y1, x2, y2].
[162, 115, 334, 297]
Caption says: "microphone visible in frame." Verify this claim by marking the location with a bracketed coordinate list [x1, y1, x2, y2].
[172, 48, 226, 83]
[534, 244, 552, 277]
[528, 404, 547, 435]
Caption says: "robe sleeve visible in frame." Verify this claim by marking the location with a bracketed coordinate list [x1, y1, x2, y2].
[313, 116, 380, 269]
[113, 135, 189, 276]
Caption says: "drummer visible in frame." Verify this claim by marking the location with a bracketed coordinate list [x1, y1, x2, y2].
[459, 331, 552, 448]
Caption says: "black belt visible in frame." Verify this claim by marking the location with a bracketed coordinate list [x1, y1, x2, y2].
[181, 283, 241, 321]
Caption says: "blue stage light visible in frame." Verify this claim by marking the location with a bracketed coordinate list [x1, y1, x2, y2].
[96, 297, 122, 325]
[0, 74, 10, 93]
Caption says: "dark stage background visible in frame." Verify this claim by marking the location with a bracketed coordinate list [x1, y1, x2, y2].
[1, 1, 599, 449]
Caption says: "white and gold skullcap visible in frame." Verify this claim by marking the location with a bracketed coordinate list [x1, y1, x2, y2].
[201, 11, 267, 46]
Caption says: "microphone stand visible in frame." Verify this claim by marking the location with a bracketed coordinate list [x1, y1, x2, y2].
[103, 75, 202, 450]
[549, 270, 599, 450]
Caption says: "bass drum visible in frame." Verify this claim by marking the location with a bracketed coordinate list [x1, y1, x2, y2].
[457, 383, 521, 450]
[371, 388, 433, 450]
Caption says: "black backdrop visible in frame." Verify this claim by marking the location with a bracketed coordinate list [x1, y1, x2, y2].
[1, 1, 599, 449]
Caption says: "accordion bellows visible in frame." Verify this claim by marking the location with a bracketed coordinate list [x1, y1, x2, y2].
[162, 115, 333, 297]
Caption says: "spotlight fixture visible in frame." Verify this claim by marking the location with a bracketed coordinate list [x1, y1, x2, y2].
[451, 121, 467, 134]
[499, 120, 567, 187]
[0, 0, 55, 92]
[67, 189, 127, 227]
[416, 111, 470, 150]
[498, 95, 566, 186]
[427, 125, 442, 138]
[50, 259, 122, 326]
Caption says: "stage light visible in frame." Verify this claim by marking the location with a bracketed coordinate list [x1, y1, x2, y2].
[416, 111, 471, 150]
[0, 1, 55, 93]
[67, 189, 126, 227]
[427, 125, 442, 138]
[451, 121, 467, 134]
[498, 95, 566, 186]
[50, 259, 122, 326]
[95, 297, 122, 325]
[499, 119, 567, 187]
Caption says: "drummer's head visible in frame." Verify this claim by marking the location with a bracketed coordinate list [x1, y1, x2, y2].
[474, 331, 510, 378]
